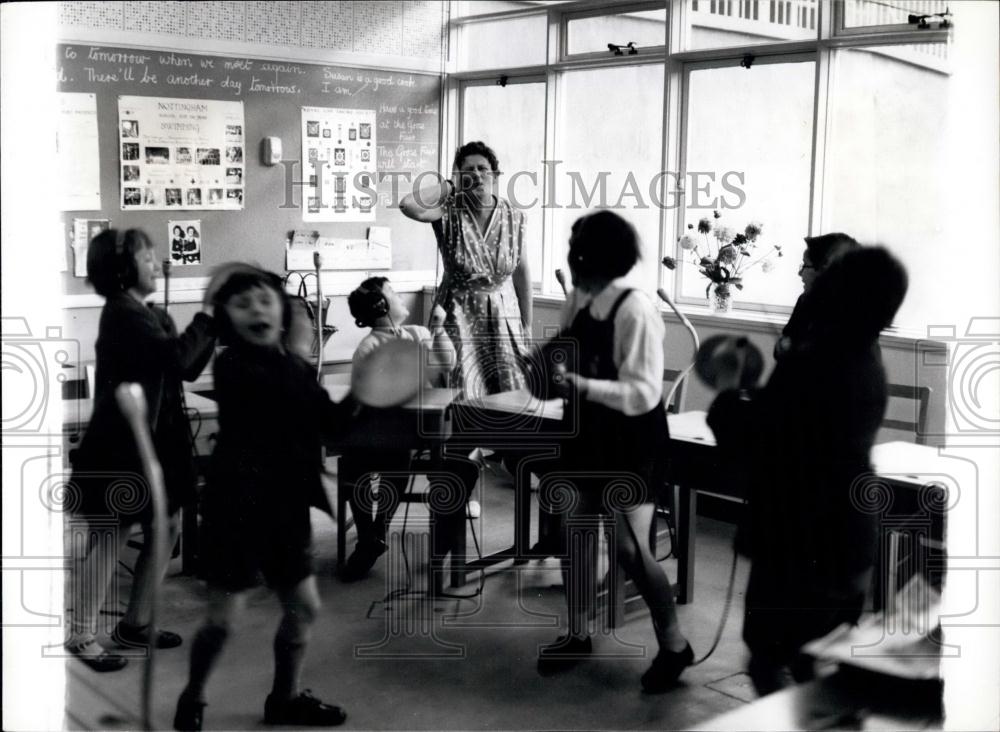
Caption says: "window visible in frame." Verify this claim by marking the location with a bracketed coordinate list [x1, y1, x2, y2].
[678, 58, 815, 311]
[685, 0, 818, 51]
[461, 79, 547, 287]
[565, 5, 666, 57]
[552, 63, 665, 293]
[841, 0, 950, 30]
[457, 15, 548, 71]
[823, 44, 950, 330]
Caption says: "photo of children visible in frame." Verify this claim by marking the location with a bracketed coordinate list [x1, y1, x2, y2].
[123, 165, 140, 182]
[122, 143, 139, 161]
[226, 189, 243, 204]
[176, 147, 193, 164]
[165, 188, 182, 206]
[145, 147, 170, 164]
[198, 148, 221, 165]
[169, 220, 202, 265]
[121, 119, 139, 138]
[225, 167, 242, 185]
[225, 146, 244, 163]
[226, 124, 243, 137]
[123, 188, 141, 205]
[186, 188, 202, 206]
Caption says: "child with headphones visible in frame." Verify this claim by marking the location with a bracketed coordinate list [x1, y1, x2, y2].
[174, 267, 353, 731]
[65, 229, 234, 672]
[338, 277, 478, 584]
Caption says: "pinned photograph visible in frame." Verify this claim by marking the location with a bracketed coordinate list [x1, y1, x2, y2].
[334, 148, 346, 166]
[165, 188, 182, 206]
[359, 122, 371, 139]
[349, 128, 357, 141]
[306, 121, 320, 137]
[208, 188, 223, 204]
[123, 187, 141, 205]
[226, 146, 244, 163]
[360, 149, 370, 162]
[122, 142, 140, 161]
[169, 219, 202, 265]
[145, 146, 170, 164]
[186, 188, 202, 206]
[176, 147, 193, 164]
[226, 188, 243, 204]
[225, 167, 243, 185]
[323, 128, 331, 138]
[226, 124, 243, 137]
[197, 147, 220, 165]
[121, 119, 139, 138]
[122, 165, 140, 182]
[143, 187, 158, 206]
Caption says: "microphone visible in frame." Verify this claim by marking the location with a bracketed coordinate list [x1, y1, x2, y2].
[555, 269, 568, 296]
[162, 259, 172, 311]
[656, 288, 700, 411]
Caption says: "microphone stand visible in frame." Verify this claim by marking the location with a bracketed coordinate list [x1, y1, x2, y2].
[313, 251, 323, 381]
[657, 288, 700, 411]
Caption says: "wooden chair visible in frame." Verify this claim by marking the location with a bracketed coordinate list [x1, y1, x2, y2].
[874, 383, 934, 609]
[882, 384, 931, 445]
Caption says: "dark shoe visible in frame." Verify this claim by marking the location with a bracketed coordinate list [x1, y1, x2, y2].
[537, 635, 592, 675]
[173, 693, 206, 731]
[641, 642, 694, 693]
[264, 690, 347, 726]
[338, 540, 387, 582]
[65, 638, 128, 672]
[112, 621, 183, 649]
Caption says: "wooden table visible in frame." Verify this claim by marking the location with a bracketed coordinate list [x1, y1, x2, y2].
[666, 411, 950, 606]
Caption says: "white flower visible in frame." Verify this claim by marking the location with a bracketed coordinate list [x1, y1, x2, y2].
[679, 234, 697, 250]
[713, 226, 735, 244]
[761, 258, 776, 274]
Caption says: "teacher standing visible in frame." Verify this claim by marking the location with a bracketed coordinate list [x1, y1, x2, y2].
[401, 141, 531, 398]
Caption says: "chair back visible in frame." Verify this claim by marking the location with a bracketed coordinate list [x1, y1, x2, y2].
[881, 383, 931, 445]
[663, 367, 688, 414]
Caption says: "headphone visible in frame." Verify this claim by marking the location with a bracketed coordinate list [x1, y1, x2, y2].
[350, 279, 390, 328]
[112, 228, 139, 291]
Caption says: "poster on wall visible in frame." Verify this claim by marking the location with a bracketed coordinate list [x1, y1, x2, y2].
[118, 96, 244, 211]
[168, 219, 202, 266]
[301, 107, 376, 223]
[57, 92, 102, 211]
[71, 218, 110, 277]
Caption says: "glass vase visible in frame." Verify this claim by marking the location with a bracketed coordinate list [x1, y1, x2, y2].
[710, 284, 733, 314]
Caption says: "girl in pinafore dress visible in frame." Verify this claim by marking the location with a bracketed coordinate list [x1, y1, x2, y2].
[534, 211, 694, 693]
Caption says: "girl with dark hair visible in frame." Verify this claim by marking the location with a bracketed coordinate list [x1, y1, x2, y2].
[533, 211, 693, 692]
[174, 267, 353, 730]
[706, 246, 908, 695]
[400, 140, 531, 397]
[65, 229, 231, 672]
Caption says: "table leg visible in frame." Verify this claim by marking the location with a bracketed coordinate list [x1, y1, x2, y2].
[675, 483, 696, 605]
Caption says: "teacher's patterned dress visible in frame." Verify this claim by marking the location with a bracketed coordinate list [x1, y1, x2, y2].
[432, 195, 528, 398]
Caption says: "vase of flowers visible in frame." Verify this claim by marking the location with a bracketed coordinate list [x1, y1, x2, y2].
[662, 211, 782, 313]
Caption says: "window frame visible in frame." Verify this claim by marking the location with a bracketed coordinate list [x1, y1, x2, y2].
[448, 0, 951, 314]
[559, 0, 668, 61]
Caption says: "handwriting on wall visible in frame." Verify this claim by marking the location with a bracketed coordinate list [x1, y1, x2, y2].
[58, 44, 440, 176]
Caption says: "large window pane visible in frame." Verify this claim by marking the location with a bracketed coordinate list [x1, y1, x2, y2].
[454, 1, 572, 19]
[825, 45, 950, 331]
[686, 0, 818, 51]
[462, 80, 547, 287]
[552, 64, 664, 293]
[458, 15, 547, 71]
[679, 59, 814, 310]
[566, 7, 666, 56]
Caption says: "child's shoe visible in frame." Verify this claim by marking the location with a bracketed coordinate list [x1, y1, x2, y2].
[264, 690, 347, 726]
[640, 642, 694, 693]
[173, 692, 206, 731]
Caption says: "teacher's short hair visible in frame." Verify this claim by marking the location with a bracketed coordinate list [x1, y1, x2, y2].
[87, 228, 152, 297]
[568, 211, 640, 280]
[453, 141, 499, 173]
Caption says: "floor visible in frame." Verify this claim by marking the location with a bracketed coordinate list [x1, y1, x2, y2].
[66, 464, 758, 731]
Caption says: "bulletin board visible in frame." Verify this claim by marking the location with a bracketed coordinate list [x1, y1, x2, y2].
[57, 43, 442, 293]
